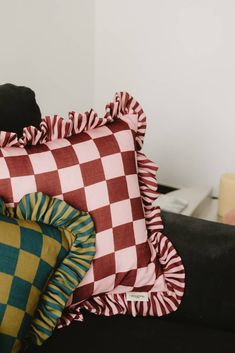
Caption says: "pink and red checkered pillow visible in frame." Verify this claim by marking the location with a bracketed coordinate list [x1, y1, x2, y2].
[0, 92, 185, 324]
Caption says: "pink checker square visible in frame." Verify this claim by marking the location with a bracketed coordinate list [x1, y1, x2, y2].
[0, 158, 10, 178]
[110, 199, 132, 227]
[115, 246, 137, 272]
[46, 138, 71, 150]
[135, 265, 156, 287]
[93, 274, 116, 295]
[79, 263, 95, 286]
[86, 126, 112, 139]
[58, 165, 83, 193]
[72, 140, 99, 164]
[102, 153, 124, 180]
[115, 130, 135, 152]
[133, 219, 148, 244]
[29, 151, 57, 174]
[126, 174, 141, 198]
[11, 175, 37, 203]
[85, 181, 109, 211]
[95, 229, 115, 258]
[1, 147, 27, 157]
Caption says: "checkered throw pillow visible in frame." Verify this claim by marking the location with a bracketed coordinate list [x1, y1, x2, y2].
[0, 92, 185, 325]
[0, 192, 95, 353]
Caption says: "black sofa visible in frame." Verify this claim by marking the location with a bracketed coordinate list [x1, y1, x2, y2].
[2, 84, 234, 352]
[26, 211, 235, 353]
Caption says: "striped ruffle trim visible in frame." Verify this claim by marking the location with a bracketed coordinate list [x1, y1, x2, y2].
[5, 192, 96, 346]
[58, 97, 185, 326]
[0, 92, 146, 150]
[58, 232, 185, 325]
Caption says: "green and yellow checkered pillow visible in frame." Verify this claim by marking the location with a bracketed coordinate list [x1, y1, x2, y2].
[0, 192, 96, 353]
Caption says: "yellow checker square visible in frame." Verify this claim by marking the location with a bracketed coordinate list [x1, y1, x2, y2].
[0, 305, 24, 336]
[0, 221, 20, 248]
[17, 218, 42, 233]
[25, 285, 41, 315]
[0, 272, 13, 304]
[41, 234, 62, 266]
[15, 250, 40, 283]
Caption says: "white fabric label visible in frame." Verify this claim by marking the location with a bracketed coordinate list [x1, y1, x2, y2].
[126, 292, 149, 302]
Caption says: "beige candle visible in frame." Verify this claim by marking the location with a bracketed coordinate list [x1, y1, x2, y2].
[218, 173, 235, 218]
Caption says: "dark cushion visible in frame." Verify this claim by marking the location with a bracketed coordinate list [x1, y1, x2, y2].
[25, 310, 235, 353]
[0, 83, 41, 136]
[161, 211, 235, 331]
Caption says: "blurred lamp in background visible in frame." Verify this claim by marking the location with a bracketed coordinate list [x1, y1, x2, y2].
[218, 173, 235, 225]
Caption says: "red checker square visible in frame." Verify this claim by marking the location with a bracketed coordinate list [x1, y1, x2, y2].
[121, 151, 137, 175]
[115, 130, 135, 152]
[108, 120, 128, 134]
[0, 179, 13, 204]
[94, 135, 120, 157]
[29, 151, 57, 174]
[12, 175, 37, 203]
[58, 165, 83, 193]
[0, 150, 3, 157]
[72, 140, 100, 164]
[68, 132, 91, 145]
[114, 269, 137, 288]
[73, 283, 94, 302]
[0, 158, 10, 178]
[80, 159, 105, 187]
[131, 197, 145, 221]
[90, 205, 112, 233]
[26, 144, 49, 154]
[136, 243, 152, 268]
[113, 222, 135, 251]
[107, 176, 129, 203]
[115, 246, 137, 273]
[51, 146, 79, 169]
[35, 171, 62, 196]
[93, 274, 116, 295]
[63, 188, 87, 211]
[133, 284, 153, 292]
[5, 155, 34, 177]
[93, 253, 116, 281]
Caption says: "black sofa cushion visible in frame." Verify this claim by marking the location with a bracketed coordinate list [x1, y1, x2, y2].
[162, 211, 235, 332]
[25, 310, 235, 353]
[0, 83, 41, 136]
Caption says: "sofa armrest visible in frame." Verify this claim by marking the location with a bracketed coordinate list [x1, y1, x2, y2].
[161, 211, 235, 332]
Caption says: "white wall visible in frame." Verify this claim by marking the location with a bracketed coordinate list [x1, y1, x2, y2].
[94, 0, 235, 196]
[0, 0, 94, 117]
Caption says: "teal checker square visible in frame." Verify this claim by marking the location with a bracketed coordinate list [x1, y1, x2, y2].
[0, 244, 19, 275]
[0, 333, 15, 353]
[18, 312, 32, 340]
[0, 214, 17, 225]
[38, 221, 62, 243]
[20, 227, 43, 257]
[8, 277, 31, 310]
[33, 259, 53, 290]
[0, 303, 7, 322]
